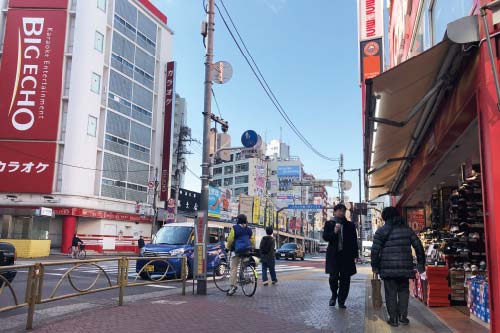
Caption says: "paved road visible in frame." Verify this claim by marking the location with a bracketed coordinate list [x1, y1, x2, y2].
[0, 255, 326, 331]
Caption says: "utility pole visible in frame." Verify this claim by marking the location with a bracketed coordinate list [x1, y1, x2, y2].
[151, 167, 159, 236]
[338, 154, 345, 203]
[197, 0, 215, 295]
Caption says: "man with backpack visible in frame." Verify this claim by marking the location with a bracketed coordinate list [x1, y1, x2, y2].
[260, 227, 278, 286]
[226, 214, 255, 296]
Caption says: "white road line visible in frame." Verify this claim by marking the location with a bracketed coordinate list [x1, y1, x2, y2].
[145, 284, 177, 289]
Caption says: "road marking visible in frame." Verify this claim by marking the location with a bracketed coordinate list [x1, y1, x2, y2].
[151, 300, 186, 304]
[145, 284, 177, 289]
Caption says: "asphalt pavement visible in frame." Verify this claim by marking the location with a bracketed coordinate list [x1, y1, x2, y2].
[0, 254, 326, 332]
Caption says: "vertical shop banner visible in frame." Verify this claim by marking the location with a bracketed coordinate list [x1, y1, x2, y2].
[0, 8, 67, 140]
[255, 164, 265, 196]
[160, 61, 176, 201]
[360, 38, 383, 82]
[208, 186, 221, 218]
[239, 195, 254, 221]
[358, 0, 384, 83]
[0, 3, 67, 194]
[0, 141, 56, 193]
[358, 0, 383, 41]
[252, 197, 260, 225]
[407, 208, 426, 232]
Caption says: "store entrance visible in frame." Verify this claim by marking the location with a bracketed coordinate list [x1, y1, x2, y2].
[402, 120, 490, 329]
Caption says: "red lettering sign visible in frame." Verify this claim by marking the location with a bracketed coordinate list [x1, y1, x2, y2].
[160, 62, 176, 201]
[52, 207, 152, 223]
[0, 8, 66, 140]
[0, 141, 56, 193]
[9, 0, 68, 9]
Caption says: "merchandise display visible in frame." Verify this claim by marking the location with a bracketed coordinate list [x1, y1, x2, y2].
[410, 164, 489, 326]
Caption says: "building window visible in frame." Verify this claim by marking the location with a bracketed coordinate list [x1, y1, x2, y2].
[235, 175, 249, 185]
[91, 72, 101, 93]
[430, 0, 473, 45]
[212, 179, 222, 187]
[235, 163, 249, 173]
[234, 187, 248, 196]
[97, 0, 107, 12]
[213, 167, 223, 176]
[94, 31, 104, 53]
[224, 166, 233, 175]
[224, 178, 233, 186]
[87, 115, 98, 137]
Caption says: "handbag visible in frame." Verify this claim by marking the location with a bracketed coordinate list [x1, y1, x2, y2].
[371, 273, 383, 309]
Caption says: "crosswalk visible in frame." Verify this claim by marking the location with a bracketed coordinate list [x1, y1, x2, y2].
[46, 262, 318, 277]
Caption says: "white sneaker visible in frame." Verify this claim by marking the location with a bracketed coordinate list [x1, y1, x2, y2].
[263, 281, 269, 286]
[227, 286, 237, 296]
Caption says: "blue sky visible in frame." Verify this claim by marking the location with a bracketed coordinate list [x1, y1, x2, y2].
[152, 0, 363, 202]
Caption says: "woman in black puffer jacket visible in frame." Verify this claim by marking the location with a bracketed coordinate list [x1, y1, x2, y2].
[371, 207, 425, 327]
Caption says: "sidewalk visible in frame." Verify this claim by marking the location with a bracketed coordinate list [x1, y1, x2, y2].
[4, 265, 490, 332]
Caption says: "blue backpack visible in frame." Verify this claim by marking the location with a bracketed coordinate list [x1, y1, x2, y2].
[233, 224, 252, 254]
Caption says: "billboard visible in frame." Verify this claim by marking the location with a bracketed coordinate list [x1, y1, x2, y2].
[252, 196, 260, 224]
[208, 186, 221, 218]
[239, 195, 254, 221]
[160, 61, 176, 201]
[0, 3, 67, 194]
[360, 38, 383, 82]
[277, 165, 301, 192]
[406, 208, 426, 232]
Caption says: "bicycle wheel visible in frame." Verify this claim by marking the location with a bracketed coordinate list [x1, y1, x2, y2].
[213, 262, 231, 292]
[240, 264, 257, 297]
[78, 250, 86, 260]
[68, 247, 73, 258]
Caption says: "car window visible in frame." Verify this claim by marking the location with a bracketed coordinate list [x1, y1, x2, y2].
[209, 227, 223, 244]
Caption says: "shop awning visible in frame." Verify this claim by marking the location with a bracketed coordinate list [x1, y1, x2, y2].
[364, 39, 468, 201]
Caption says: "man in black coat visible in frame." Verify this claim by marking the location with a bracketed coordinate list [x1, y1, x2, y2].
[371, 207, 426, 327]
[323, 203, 359, 308]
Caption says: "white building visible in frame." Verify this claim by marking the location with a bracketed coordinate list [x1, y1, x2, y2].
[171, 94, 188, 189]
[0, 0, 173, 255]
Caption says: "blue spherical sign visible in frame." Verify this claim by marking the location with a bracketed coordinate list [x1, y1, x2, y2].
[241, 130, 258, 148]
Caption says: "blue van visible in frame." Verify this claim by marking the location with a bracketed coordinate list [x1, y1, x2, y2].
[136, 222, 227, 279]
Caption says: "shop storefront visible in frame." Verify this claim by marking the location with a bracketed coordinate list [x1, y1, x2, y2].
[363, 6, 500, 330]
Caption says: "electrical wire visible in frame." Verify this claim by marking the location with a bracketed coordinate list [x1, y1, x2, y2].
[216, 0, 339, 162]
[211, 88, 223, 118]
[0, 142, 150, 174]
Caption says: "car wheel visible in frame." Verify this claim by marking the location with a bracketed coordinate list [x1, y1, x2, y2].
[140, 272, 151, 280]
[292, 255, 296, 261]
[301, 256, 305, 261]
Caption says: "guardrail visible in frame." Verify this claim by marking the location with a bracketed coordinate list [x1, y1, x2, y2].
[0, 256, 187, 330]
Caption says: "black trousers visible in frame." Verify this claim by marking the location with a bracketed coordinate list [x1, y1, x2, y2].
[329, 271, 351, 305]
[383, 278, 410, 319]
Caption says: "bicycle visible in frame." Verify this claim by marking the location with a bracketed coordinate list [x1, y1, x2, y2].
[68, 244, 87, 260]
[213, 251, 258, 297]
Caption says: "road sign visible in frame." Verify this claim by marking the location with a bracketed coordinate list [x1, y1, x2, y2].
[287, 204, 323, 210]
[211, 61, 233, 84]
[148, 181, 155, 189]
[342, 180, 353, 191]
[241, 130, 258, 148]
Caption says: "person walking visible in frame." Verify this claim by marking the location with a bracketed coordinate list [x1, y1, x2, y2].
[323, 203, 359, 308]
[371, 207, 426, 327]
[138, 236, 146, 257]
[260, 226, 278, 286]
[226, 214, 255, 296]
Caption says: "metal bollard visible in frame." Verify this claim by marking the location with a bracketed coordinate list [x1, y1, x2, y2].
[26, 264, 40, 330]
[181, 257, 187, 296]
[118, 258, 126, 306]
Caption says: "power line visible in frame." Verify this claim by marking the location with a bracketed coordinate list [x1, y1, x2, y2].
[0, 142, 150, 174]
[211, 88, 223, 118]
[216, 1, 338, 162]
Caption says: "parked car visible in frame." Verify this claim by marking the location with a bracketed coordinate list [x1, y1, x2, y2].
[276, 243, 305, 261]
[0, 242, 17, 286]
[136, 222, 227, 280]
[318, 242, 328, 253]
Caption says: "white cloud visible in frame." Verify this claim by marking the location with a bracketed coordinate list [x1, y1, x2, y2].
[261, 0, 287, 14]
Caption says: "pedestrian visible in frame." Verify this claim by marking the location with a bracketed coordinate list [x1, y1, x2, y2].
[71, 234, 83, 259]
[138, 235, 146, 257]
[226, 214, 255, 296]
[260, 226, 278, 286]
[371, 207, 426, 327]
[323, 203, 359, 309]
